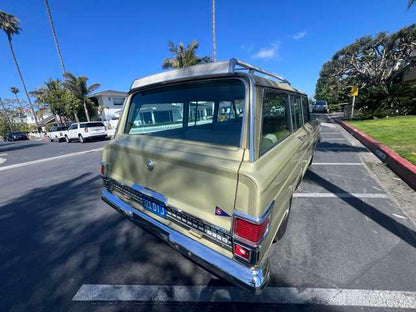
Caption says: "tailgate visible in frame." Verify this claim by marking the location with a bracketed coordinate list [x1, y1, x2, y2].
[103, 135, 244, 231]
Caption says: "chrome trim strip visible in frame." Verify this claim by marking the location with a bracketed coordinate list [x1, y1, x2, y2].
[246, 74, 257, 162]
[233, 200, 274, 224]
[131, 183, 167, 205]
[101, 189, 269, 294]
[232, 200, 274, 249]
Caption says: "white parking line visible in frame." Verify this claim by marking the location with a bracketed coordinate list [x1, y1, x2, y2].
[321, 138, 348, 141]
[312, 163, 363, 166]
[294, 193, 388, 198]
[316, 147, 359, 150]
[72, 285, 416, 308]
[0, 148, 103, 172]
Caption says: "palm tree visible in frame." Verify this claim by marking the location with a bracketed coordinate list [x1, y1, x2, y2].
[0, 11, 40, 130]
[162, 40, 212, 69]
[63, 72, 100, 122]
[10, 86, 24, 115]
[44, 0, 66, 75]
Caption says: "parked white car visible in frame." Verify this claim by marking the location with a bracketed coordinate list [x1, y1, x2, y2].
[47, 126, 68, 142]
[65, 122, 107, 143]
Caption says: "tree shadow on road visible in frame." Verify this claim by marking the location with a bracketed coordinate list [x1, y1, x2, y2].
[0, 172, 217, 311]
[303, 170, 416, 248]
[0, 142, 47, 153]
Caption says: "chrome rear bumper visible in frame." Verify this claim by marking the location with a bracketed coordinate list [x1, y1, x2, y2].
[101, 189, 269, 294]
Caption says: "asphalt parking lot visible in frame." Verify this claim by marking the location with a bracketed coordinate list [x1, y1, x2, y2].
[0, 116, 415, 312]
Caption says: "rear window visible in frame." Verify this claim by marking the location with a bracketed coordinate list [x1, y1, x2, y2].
[125, 79, 245, 147]
[84, 122, 105, 128]
[315, 100, 327, 106]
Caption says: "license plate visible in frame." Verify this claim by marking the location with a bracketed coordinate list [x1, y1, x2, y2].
[142, 197, 166, 219]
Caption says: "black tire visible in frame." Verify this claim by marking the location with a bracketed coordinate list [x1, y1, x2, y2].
[65, 136, 70, 143]
[274, 197, 292, 242]
[79, 134, 85, 143]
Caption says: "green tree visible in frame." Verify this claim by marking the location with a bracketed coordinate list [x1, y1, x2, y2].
[162, 40, 212, 69]
[31, 79, 82, 123]
[63, 72, 100, 122]
[315, 24, 416, 116]
[0, 11, 40, 130]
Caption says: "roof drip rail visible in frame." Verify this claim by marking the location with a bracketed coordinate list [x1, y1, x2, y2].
[228, 58, 291, 85]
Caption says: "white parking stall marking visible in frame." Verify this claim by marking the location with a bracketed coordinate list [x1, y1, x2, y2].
[320, 138, 348, 141]
[72, 285, 416, 308]
[0, 148, 103, 172]
[293, 193, 389, 198]
[0, 153, 7, 165]
[312, 163, 363, 166]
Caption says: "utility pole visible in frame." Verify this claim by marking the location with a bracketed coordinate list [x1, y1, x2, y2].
[212, 0, 217, 62]
[0, 97, 13, 132]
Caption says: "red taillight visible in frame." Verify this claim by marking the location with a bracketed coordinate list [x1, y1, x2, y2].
[234, 243, 251, 260]
[100, 164, 105, 176]
[233, 217, 269, 244]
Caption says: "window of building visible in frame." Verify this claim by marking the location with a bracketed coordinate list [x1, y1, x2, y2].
[113, 97, 125, 105]
[260, 91, 290, 155]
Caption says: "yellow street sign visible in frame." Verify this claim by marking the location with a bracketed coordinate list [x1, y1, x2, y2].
[350, 87, 359, 97]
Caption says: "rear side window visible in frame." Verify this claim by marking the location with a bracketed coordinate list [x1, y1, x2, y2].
[260, 91, 290, 155]
[302, 96, 310, 122]
[290, 95, 303, 130]
[125, 79, 245, 147]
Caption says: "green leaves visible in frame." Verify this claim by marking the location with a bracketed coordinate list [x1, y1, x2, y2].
[0, 11, 21, 40]
[315, 24, 416, 117]
[162, 40, 212, 69]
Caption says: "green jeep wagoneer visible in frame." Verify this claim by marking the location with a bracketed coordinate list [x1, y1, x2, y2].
[100, 58, 320, 294]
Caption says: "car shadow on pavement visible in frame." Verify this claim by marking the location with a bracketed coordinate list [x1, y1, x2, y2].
[0, 172, 247, 311]
[0, 142, 46, 153]
[304, 170, 416, 249]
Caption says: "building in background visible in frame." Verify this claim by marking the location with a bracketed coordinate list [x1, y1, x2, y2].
[89, 90, 127, 121]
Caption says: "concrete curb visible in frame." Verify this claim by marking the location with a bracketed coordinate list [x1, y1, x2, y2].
[339, 120, 416, 190]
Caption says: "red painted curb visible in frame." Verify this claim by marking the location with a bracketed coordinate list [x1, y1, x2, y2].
[339, 120, 416, 191]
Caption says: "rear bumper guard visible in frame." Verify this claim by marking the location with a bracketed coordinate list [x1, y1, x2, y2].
[101, 189, 269, 294]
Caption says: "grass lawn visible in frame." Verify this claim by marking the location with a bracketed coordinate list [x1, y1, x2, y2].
[348, 116, 416, 165]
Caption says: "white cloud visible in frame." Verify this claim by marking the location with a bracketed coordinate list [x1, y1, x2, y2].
[292, 31, 307, 40]
[251, 42, 280, 60]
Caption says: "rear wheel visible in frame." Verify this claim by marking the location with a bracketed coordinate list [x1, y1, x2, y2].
[274, 197, 293, 242]
[79, 134, 85, 143]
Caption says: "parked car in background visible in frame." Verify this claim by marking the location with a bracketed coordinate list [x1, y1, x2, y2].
[3, 132, 29, 141]
[47, 126, 68, 142]
[312, 100, 329, 113]
[100, 59, 320, 294]
[65, 122, 107, 143]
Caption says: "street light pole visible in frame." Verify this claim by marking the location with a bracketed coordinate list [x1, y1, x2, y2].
[351, 95, 356, 119]
[212, 0, 216, 62]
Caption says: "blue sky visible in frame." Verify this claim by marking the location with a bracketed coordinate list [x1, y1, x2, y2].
[1, 0, 415, 101]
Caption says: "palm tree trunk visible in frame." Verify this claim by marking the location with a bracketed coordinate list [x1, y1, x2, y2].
[74, 112, 79, 123]
[0, 97, 13, 132]
[44, 0, 66, 75]
[83, 100, 90, 122]
[7, 37, 40, 131]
